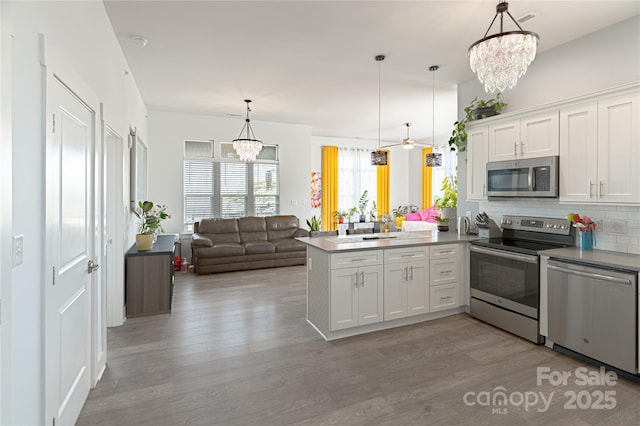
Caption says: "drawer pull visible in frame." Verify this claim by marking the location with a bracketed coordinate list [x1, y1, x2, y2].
[401, 253, 417, 257]
[436, 250, 455, 255]
[440, 296, 453, 300]
[439, 270, 453, 274]
[350, 258, 368, 262]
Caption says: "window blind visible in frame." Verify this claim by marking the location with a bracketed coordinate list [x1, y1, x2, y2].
[184, 160, 214, 229]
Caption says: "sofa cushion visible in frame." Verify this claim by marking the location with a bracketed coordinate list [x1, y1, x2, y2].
[198, 218, 241, 244]
[244, 241, 276, 255]
[197, 243, 245, 258]
[239, 216, 268, 243]
[266, 215, 300, 240]
[273, 239, 306, 253]
[192, 233, 213, 247]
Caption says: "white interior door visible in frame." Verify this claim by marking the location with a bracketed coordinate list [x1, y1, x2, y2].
[105, 125, 125, 328]
[45, 73, 96, 426]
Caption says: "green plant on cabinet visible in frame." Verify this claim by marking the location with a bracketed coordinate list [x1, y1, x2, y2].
[448, 93, 507, 152]
[306, 215, 321, 231]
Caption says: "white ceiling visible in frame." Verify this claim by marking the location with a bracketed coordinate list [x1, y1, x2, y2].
[104, 1, 639, 144]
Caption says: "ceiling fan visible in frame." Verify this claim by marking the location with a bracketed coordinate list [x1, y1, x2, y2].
[381, 122, 431, 150]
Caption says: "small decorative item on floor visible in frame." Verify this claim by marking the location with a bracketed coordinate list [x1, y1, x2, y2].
[566, 213, 596, 250]
[134, 201, 171, 251]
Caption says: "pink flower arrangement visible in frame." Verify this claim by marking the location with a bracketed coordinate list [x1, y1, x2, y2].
[566, 213, 597, 232]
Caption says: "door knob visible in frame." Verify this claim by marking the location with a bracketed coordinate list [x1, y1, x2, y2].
[88, 260, 101, 274]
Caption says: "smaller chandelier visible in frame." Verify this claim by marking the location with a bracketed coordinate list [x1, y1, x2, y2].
[232, 99, 263, 162]
[469, 1, 539, 93]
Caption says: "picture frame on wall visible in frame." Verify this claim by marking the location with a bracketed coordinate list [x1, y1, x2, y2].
[129, 129, 147, 209]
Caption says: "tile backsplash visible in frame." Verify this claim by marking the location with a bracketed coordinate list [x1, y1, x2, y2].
[476, 199, 640, 255]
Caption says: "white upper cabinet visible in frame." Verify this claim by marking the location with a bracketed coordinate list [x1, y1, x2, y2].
[560, 90, 639, 204]
[597, 93, 640, 203]
[466, 125, 489, 200]
[559, 103, 598, 202]
[488, 111, 559, 161]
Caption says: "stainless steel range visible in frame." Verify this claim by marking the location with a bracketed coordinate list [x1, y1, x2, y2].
[469, 215, 575, 344]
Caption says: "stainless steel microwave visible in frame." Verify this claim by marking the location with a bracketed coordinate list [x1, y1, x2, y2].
[486, 156, 559, 198]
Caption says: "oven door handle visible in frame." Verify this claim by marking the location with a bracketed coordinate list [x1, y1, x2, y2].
[470, 245, 538, 264]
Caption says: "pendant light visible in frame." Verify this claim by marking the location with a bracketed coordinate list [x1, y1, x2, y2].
[468, 1, 539, 93]
[371, 55, 388, 166]
[232, 99, 263, 162]
[425, 65, 443, 167]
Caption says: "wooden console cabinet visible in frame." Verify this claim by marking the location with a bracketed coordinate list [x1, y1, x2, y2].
[126, 234, 175, 317]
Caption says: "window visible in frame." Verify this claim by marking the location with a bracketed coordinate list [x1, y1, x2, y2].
[432, 145, 458, 201]
[337, 147, 377, 213]
[183, 141, 279, 231]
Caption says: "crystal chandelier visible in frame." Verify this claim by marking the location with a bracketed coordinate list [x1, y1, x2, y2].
[371, 55, 388, 166]
[468, 1, 539, 93]
[232, 99, 263, 162]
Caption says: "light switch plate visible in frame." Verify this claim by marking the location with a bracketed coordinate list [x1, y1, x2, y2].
[13, 235, 24, 267]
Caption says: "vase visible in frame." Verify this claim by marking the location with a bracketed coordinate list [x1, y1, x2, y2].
[578, 231, 593, 250]
[136, 233, 154, 251]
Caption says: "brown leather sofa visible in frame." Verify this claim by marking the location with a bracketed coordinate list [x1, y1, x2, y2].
[191, 215, 308, 275]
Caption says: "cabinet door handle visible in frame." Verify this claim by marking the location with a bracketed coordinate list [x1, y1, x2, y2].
[354, 272, 359, 288]
[409, 265, 414, 280]
[361, 271, 365, 287]
[520, 141, 525, 155]
[482, 183, 486, 196]
[514, 142, 518, 157]
[599, 181, 604, 199]
[403, 266, 408, 281]
[589, 181, 595, 199]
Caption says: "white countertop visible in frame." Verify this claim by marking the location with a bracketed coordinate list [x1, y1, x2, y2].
[297, 231, 479, 253]
[541, 247, 640, 272]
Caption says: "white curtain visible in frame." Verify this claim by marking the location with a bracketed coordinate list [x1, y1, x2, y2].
[338, 147, 377, 213]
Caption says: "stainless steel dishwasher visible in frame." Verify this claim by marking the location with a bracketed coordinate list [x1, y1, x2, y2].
[547, 259, 638, 374]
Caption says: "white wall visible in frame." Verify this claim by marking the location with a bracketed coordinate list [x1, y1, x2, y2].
[148, 110, 313, 232]
[457, 16, 640, 241]
[2, 1, 147, 424]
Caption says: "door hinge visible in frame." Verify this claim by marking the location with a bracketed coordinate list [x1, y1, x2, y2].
[52, 113, 56, 133]
[52, 266, 56, 285]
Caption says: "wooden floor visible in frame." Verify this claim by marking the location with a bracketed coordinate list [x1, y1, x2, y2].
[78, 266, 640, 425]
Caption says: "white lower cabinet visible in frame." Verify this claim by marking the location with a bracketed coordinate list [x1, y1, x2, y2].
[330, 264, 384, 331]
[383, 247, 429, 320]
[429, 245, 460, 312]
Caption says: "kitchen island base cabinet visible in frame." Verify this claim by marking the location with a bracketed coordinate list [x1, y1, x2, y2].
[383, 247, 429, 321]
[305, 241, 467, 341]
[330, 266, 383, 331]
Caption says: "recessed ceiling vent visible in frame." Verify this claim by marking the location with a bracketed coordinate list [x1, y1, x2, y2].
[517, 12, 538, 24]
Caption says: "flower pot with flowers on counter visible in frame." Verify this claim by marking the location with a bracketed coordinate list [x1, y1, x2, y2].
[566, 213, 597, 250]
[133, 201, 171, 251]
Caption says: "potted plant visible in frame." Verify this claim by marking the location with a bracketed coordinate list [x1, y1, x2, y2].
[133, 201, 171, 251]
[434, 175, 457, 222]
[306, 215, 321, 236]
[448, 93, 507, 152]
[435, 216, 451, 232]
[358, 190, 369, 222]
[333, 210, 347, 224]
[369, 200, 377, 222]
[348, 206, 358, 223]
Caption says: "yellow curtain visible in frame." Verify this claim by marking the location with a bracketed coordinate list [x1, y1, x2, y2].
[376, 150, 390, 216]
[422, 147, 433, 209]
[321, 146, 339, 230]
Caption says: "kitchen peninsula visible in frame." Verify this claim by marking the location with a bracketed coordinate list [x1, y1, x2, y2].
[297, 231, 478, 340]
